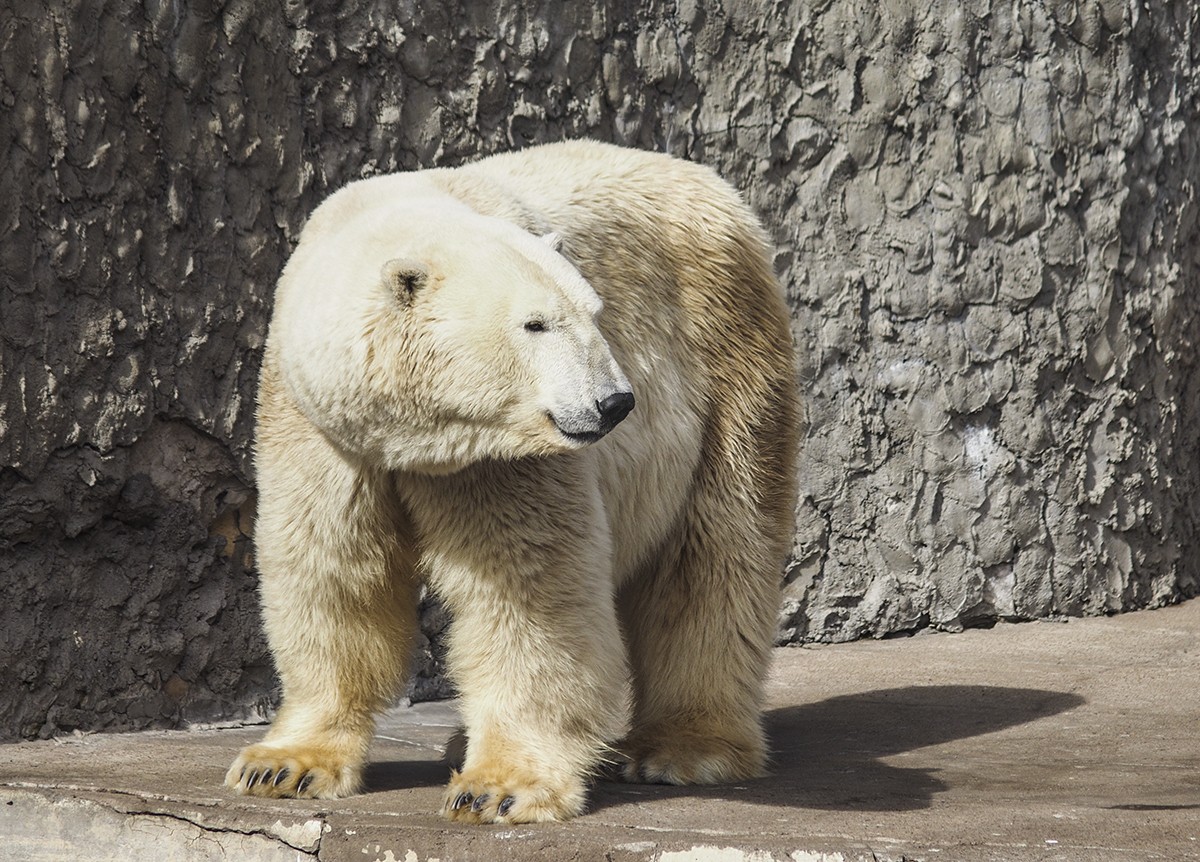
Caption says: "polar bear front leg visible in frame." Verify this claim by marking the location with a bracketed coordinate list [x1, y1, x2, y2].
[434, 595, 624, 823]
[226, 371, 421, 800]
[435, 585, 625, 823]
[403, 461, 628, 823]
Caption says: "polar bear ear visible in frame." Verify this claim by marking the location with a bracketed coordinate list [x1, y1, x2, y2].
[381, 258, 429, 306]
[540, 231, 563, 252]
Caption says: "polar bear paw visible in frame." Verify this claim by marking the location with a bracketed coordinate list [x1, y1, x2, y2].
[620, 727, 766, 785]
[442, 765, 586, 823]
[225, 742, 362, 799]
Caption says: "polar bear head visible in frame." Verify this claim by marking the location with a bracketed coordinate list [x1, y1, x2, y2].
[271, 198, 634, 473]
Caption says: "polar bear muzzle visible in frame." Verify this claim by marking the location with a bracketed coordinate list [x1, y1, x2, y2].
[551, 389, 635, 443]
[597, 390, 635, 429]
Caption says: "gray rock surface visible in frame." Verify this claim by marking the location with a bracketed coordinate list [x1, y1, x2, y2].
[1, 0, 1197, 738]
[765, 0, 1200, 643]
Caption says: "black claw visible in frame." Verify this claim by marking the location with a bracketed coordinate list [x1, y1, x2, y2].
[238, 766, 247, 782]
[273, 768, 290, 787]
[260, 769, 273, 786]
[247, 770, 260, 788]
[452, 792, 473, 810]
[471, 793, 490, 812]
[498, 796, 515, 817]
[297, 773, 314, 795]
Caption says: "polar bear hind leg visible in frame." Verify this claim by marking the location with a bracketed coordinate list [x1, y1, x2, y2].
[617, 250, 799, 785]
[618, 438, 794, 783]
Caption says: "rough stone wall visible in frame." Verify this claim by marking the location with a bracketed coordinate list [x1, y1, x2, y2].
[1, 0, 1196, 739]
[764, 0, 1200, 640]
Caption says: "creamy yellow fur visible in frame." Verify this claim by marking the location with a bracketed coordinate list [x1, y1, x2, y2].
[226, 141, 799, 823]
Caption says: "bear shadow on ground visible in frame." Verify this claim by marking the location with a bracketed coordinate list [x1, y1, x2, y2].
[363, 757, 450, 794]
[589, 684, 1085, 813]
[359, 685, 1084, 812]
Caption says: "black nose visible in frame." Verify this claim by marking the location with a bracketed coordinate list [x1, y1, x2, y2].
[596, 391, 635, 429]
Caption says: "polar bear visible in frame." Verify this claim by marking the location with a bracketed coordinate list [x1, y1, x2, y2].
[226, 140, 799, 823]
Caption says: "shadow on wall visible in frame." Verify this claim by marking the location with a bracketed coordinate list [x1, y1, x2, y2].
[362, 685, 1085, 813]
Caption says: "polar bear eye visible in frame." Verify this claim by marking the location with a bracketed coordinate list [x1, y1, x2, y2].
[524, 320, 547, 333]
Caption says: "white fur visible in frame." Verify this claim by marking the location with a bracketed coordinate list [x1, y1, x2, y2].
[227, 141, 800, 825]
[272, 188, 625, 474]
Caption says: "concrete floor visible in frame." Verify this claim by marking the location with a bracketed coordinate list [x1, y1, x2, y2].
[2, 600, 1198, 861]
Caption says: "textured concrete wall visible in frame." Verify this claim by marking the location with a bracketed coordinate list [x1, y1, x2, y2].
[1, 0, 1196, 739]
[768, 0, 1200, 640]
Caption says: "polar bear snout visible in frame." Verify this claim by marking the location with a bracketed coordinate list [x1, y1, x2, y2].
[551, 388, 635, 444]
[597, 390, 635, 429]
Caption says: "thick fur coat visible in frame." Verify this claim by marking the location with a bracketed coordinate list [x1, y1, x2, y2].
[226, 141, 799, 823]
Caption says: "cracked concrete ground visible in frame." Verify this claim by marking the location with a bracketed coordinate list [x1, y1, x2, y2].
[3, 600, 1198, 862]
